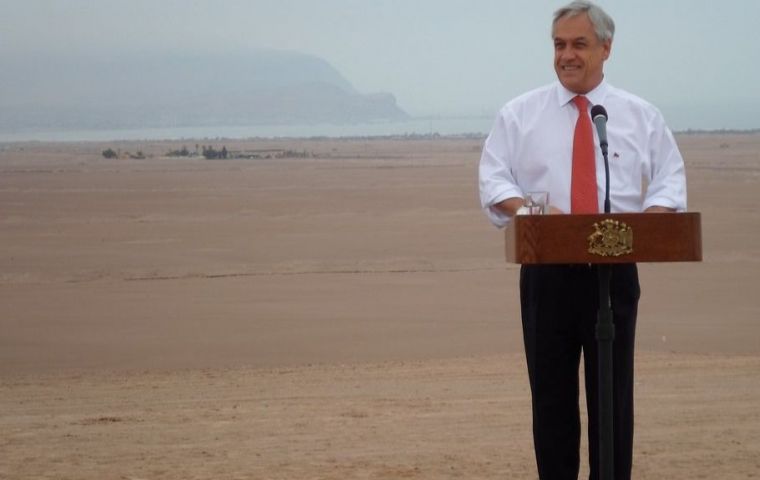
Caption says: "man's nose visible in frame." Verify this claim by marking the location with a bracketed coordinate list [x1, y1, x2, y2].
[558, 46, 576, 60]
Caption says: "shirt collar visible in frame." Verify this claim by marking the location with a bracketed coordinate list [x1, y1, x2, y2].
[556, 78, 609, 109]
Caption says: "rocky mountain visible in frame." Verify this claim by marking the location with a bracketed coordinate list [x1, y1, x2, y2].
[0, 50, 408, 130]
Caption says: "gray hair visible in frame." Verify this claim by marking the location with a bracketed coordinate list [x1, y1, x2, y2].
[552, 1, 615, 42]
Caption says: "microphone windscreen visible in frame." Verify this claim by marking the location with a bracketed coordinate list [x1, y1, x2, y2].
[591, 104, 608, 121]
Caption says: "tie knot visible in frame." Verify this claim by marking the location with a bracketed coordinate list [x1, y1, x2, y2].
[573, 95, 589, 112]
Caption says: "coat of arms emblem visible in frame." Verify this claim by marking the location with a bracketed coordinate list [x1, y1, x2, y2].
[588, 219, 633, 257]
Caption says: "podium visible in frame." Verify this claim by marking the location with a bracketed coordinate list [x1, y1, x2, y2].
[505, 212, 702, 479]
[505, 212, 702, 264]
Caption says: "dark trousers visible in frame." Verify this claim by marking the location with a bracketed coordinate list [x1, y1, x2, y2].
[520, 264, 640, 480]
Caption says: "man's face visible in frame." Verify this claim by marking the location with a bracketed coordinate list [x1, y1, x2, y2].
[553, 13, 611, 94]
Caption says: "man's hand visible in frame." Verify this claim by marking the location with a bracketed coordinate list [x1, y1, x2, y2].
[644, 206, 676, 213]
[493, 197, 527, 217]
[494, 197, 566, 216]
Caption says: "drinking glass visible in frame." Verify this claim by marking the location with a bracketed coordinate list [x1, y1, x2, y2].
[525, 191, 550, 215]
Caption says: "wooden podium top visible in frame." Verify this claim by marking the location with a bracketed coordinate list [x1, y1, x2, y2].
[505, 212, 702, 264]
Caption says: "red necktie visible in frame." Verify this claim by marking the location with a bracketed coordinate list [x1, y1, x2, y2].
[571, 95, 598, 213]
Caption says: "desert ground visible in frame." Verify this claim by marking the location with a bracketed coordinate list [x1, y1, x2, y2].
[1, 134, 759, 479]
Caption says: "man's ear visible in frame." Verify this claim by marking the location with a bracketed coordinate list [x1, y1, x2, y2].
[602, 40, 612, 61]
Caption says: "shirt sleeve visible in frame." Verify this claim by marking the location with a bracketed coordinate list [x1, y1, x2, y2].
[643, 111, 687, 211]
[479, 109, 525, 228]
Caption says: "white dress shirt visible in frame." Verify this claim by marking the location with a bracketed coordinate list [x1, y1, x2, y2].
[479, 80, 687, 227]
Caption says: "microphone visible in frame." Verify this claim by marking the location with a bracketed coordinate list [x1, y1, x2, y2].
[590, 104, 608, 157]
[590, 104, 611, 213]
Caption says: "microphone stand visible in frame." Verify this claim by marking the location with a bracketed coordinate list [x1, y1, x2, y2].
[597, 137, 614, 480]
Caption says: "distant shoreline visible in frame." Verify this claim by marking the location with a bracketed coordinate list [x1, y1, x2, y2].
[675, 128, 760, 135]
[1, 121, 759, 145]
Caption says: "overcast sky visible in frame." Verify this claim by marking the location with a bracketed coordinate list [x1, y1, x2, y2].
[2, 0, 759, 130]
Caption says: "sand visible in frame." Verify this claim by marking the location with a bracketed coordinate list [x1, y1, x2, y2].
[1, 134, 759, 478]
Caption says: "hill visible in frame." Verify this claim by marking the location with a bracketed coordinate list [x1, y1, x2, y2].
[0, 50, 408, 130]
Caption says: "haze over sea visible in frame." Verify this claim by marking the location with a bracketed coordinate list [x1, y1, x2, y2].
[3, 109, 757, 144]
[0, 117, 491, 143]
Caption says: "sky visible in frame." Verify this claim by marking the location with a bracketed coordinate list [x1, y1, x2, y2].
[2, 0, 759, 131]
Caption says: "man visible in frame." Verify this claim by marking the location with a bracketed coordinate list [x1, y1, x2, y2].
[479, 1, 686, 479]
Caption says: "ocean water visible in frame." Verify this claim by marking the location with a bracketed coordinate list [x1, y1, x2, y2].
[0, 117, 494, 143]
